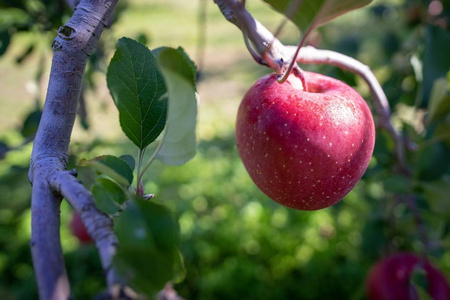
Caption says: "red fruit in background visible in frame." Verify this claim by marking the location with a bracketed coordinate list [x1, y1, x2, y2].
[236, 72, 375, 210]
[367, 253, 450, 300]
[70, 212, 93, 244]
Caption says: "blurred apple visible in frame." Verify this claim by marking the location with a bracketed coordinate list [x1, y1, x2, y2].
[367, 253, 450, 300]
[70, 212, 93, 244]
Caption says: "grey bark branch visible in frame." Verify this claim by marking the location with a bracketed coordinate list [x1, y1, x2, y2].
[213, 0, 409, 172]
[48, 171, 122, 292]
[28, 0, 118, 299]
[213, 0, 290, 74]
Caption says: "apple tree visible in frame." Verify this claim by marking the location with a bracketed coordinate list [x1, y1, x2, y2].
[0, 0, 449, 299]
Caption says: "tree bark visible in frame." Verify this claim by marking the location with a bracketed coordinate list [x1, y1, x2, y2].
[29, 1, 118, 299]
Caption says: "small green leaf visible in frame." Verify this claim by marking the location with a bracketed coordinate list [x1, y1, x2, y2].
[262, 0, 372, 35]
[420, 176, 450, 217]
[154, 46, 197, 88]
[78, 155, 134, 186]
[383, 175, 411, 194]
[114, 199, 181, 296]
[20, 109, 42, 138]
[427, 78, 450, 123]
[154, 47, 198, 165]
[91, 178, 126, 215]
[172, 249, 186, 283]
[411, 266, 433, 300]
[120, 154, 136, 172]
[107, 37, 168, 150]
[0, 141, 10, 160]
[0, 30, 11, 56]
[422, 25, 450, 108]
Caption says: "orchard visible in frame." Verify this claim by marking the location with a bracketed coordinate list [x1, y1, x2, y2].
[0, 0, 449, 299]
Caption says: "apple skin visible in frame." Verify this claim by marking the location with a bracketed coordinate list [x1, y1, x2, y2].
[236, 72, 375, 210]
[70, 212, 93, 244]
[366, 253, 450, 300]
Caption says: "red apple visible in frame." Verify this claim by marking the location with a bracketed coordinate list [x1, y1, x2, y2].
[70, 212, 93, 244]
[367, 253, 450, 300]
[236, 72, 375, 210]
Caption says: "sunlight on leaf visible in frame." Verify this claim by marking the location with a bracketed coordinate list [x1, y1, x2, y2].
[262, 0, 372, 35]
[153, 47, 198, 166]
[107, 38, 168, 150]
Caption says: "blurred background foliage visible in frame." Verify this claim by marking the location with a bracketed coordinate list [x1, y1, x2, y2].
[0, 0, 449, 299]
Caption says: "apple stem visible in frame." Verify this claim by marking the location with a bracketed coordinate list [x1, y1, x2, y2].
[291, 66, 308, 92]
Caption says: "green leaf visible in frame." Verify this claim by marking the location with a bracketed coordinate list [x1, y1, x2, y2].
[0, 8, 31, 30]
[172, 249, 186, 283]
[382, 175, 411, 194]
[0, 140, 10, 160]
[91, 178, 126, 215]
[154, 46, 197, 88]
[114, 199, 182, 296]
[107, 37, 168, 150]
[153, 47, 198, 165]
[411, 266, 433, 300]
[0, 30, 11, 56]
[119, 154, 136, 172]
[427, 78, 450, 123]
[78, 155, 134, 187]
[420, 176, 450, 217]
[262, 0, 372, 34]
[422, 25, 450, 108]
[20, 108, 42, 138]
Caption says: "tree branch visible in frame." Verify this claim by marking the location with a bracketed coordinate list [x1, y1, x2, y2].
[213, 0, 290, 74]
[28, 0, 118, 298]
[48, 171, 123, 295]
[213, 0, 410, 172]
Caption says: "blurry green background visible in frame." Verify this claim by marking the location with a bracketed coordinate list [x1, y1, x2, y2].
[0, 0, 449, 299]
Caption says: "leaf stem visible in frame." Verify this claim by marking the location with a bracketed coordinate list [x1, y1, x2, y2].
[136, 148, 146, 196]
[138, 128, 169, 182]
